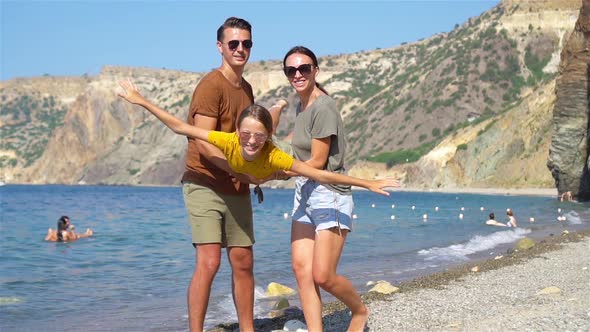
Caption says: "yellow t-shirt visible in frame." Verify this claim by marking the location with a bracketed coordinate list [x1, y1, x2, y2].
[208, 131, 294, 179]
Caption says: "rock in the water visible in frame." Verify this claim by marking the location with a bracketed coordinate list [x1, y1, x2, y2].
[267, 282, 296, 297]
[515, 237, 535, 251]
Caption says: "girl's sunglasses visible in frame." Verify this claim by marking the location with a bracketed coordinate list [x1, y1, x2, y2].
[283, 64, 314, 78]
[238, 130, 267, 143]
[226, 39, 253, 51]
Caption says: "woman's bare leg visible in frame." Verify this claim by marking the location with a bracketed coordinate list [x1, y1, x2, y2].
[314, 228, 368, 332]
[291, 221, 323, 331]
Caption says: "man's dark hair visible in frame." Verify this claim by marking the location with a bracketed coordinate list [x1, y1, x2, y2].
[489, 213, 495, 220]
[217, 17, 252, 42]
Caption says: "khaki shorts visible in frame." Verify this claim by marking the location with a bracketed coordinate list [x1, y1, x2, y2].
[182, 182, 254, 248]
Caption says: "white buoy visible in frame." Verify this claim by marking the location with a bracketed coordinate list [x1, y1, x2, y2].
[371, 203, 376, 208]
[391, 204, 395, 209]
[390, 215, 395, 220]
[557, 208, 562, 213]
[459, 213, 464, 219]
[352, 214, 358, 220]
[435, 206, 439, 211]
[480, 207, 484, 211]
[283, 213, 289, 219]
[460, 207, 465, 211]
[411, 205, 416, 210]
[423, 214, 428, 219]
[529, 217, 535, 223]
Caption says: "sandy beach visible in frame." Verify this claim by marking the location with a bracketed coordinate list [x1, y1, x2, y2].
[211, 228, 590, 332]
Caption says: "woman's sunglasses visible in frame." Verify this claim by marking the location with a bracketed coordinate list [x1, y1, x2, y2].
[225, 39, 253, 51]
[283, 64, 314, 78]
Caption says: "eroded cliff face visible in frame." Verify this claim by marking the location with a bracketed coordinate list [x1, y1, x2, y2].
[547, 0, 590, 201]
[0, 0, 582, 189]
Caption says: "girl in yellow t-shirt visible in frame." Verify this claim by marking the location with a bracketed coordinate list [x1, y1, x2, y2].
[117, 79, 400, 195]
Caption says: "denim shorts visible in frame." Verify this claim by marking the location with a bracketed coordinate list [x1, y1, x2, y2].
[292, 177, 354, 232]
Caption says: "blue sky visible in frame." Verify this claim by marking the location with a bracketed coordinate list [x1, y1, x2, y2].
[1, 0, 498, 80]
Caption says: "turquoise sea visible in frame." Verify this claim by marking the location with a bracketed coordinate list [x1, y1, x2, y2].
[1, 184, 589, 331]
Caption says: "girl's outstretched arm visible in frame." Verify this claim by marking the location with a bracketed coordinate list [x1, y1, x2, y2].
[117, 79, 210, 142]
[289, 159, 400, 196]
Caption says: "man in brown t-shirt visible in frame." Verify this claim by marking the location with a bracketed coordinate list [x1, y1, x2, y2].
[181, 17, 255, 331]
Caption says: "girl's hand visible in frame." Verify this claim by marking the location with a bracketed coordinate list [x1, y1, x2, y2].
[117, 79, 145, 105]
[368, 178, 401, 196]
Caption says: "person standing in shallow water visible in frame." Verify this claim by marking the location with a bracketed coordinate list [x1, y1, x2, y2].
[180, 17, 257, 332]
[278, 46, 370, 332]
[506, 209, 518, 227]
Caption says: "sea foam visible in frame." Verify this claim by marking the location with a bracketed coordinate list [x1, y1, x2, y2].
[418, 228, 530, 262]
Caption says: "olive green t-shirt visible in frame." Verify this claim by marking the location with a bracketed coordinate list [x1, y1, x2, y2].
[291, 95, 351, 195]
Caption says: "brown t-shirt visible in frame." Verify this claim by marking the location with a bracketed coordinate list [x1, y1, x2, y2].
[181, 70, 254, 195]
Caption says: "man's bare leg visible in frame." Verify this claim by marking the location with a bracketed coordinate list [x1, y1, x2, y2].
[188, 244, 222, 332]
[227, 246, 255, 331]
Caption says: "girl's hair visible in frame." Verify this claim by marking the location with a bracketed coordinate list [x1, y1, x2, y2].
[283, 46, 328, 95]
[506, 209, 513, 216]
[237, 104, 273, 135]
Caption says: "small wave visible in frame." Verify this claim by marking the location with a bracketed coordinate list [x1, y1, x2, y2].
[0, 297, 24, 305]
[418, 228, 530, 262]
[564, 211, 582, 224]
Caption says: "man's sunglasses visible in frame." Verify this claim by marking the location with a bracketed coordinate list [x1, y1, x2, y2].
[225, 39, 253, 51]
[283, 64, 315, 78]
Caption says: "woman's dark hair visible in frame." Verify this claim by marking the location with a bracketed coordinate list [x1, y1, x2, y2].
[57, 216, 70, 232]
[489, 213, 495, 220]
[283, 46, 328, 95]
[237, 104, 273, 136]
[217, 17, 252, 42]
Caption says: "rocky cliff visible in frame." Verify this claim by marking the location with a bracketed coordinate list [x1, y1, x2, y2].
[547, 0, 590, 201]
[0, 0, 583, 192]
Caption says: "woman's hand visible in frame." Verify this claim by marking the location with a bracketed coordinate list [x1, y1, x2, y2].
[367, 178, 401, 196]
[117, 79, 145, 105]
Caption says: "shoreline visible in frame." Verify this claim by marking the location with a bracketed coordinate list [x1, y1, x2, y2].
[210, 228, 590, 331]
[397, 187, 558, 197]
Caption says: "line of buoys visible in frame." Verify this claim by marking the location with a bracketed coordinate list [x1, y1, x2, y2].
[284, 204, 567, 225]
